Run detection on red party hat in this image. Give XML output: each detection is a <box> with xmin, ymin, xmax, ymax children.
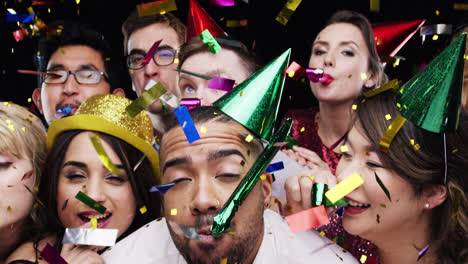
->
<box><xmin>185</xmin><ymin>0</ymin><xmax>227</xmax><ymax>42</ymax></box>
<box><xmin>372</xmin><ymin>19</ymin><xmax>425</xmax><ymax>57</ymax></box>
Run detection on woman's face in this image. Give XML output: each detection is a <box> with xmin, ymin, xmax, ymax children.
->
<box><xmin>178</xmin><ymin>49</ymin><xmax>250</xmax><ymax>106</ymax></box>
<box><xmin>335</xmin><ymin>124</ymin><xmax>426</xmax><ymax>241</ymax></box>
<box><xmin>309</xmin><ymin>23</ymin><xmax>374</xmax><ymax>104</ymax></box>
<box><xmin>56</xmin><ymin>132</ymin><xmax>136</xmax><ymax>238</ymax></box>
<box><xmin>0</xmin><ymin>152</ymin><xmax>35</xmax><ymax>229</ymax></box>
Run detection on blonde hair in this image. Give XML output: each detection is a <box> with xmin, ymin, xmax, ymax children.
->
<box><xmin>0</xmin><ymin>102</ymin><xmax>47</xmax><ymax>187</ymax></box>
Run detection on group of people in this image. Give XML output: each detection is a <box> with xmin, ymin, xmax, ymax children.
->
<box><xmin>1</xmin><ymin>4</ymin><xmax>467</xmax><ymax>264</ymax></box>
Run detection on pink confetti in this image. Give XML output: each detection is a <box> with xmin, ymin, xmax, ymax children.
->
<box><xmin>142</xmin><ymin>39</ymin><xmax>162</xmax><ymax>66</ymax></box>
<box><xmin>286</xmin><ymin>61</ymin><xmax>305</xmax><ymax>80</ymax></box>
<box><xmin>285</xmin><ymin>205</ymin><xmax>330</xmax><ymax>233</ymax></box>
<box><xmin>180</xmin><ymin>98</ymin><xmax>201</xmax><ymax>110</ymax></box>
<box><xmin>40</xmin><ymin>243</ymin><xmax>68</xmax><ymax>264</ymax></box>
<box><xmin>208</xmin><ymin>76</ymin><xmax>235</xmax><ymax>91</ymax></box>
<box><xmin>209</xmin><ymin>0</ymin><xmax>235</xmax><ymax>6</ymax></box>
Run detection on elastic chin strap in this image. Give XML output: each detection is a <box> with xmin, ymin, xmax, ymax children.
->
<box><xmin>443</xmin><ymin>132</ymin><xmax>448</xmax><ymax>185</ymax></box>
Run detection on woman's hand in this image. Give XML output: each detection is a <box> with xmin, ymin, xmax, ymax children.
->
<box><xmin>283</xmin><ymin>146</ymin><xmax>337</xmax><ymax>215</ymax></box>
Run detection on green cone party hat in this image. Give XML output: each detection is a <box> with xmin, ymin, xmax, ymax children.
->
<box><xmin>212</xmin><ymin>48</ymin><xmax>291</xmax><ymax>141</ymax></box>
<box><xmin>397</xmin><ymin>33</ymin><xmax>466</xmax><ymax>133</ymax></box>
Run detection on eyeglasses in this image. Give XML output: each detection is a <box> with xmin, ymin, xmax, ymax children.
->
<box><xmin>43</xmin><ymin>69</ymin><xmax>109</xmax><ymax>85</ymax></box>
<box><xmin>126</xmin><ymin>47</ymin><xmax>177</xmax><ymax>70</ymax></box>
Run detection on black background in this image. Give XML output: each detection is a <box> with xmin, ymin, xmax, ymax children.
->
<box><xmin>1</xmin><ymin>0</ymin><xmax>467</xmax><ymax>118</ymax></box>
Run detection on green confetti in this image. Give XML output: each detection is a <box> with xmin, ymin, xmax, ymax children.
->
<box><xmin>376</xmin><ymin>214</ymin><xmax>380</xmax><ymax>223</ymax></box>
<box><xmin>75</xmin><ymin>191</ymin><xmax>106</xmax><ymax>214</ymax></box>
<box><xmin>375</xmin><ymin>172</ymin><xmax>391</xmax><ymax>201</ymax></box>
<box><xmin>285</xmin><ymin>135</ymin><xmax>299</xmax><ymax>148</ymax></box>
<box><xmin>174</xmin><ymin>69</ymin><xmax>212</xmax><ymax>80</ymax></box>
<box><xmin>200</xmin><ymin>29</ymin><xmax>222</xmax><ymax>54</ymax></box>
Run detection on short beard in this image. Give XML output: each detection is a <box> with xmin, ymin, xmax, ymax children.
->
<box><xmin>167</xmin><ymin>210</ymin><xmax>264</xmax><ymax>264</ymax></box>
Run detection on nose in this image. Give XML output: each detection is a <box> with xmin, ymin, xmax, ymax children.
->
<box><xmin>63</xmin><ymin>73</ymin><xmax>80</xmax><ymax>96</ymax></box>
<box><xmin>323</xmin><ymin>52</ymin><xmax>335</xmax><ymax>68</ymax></box>
<box><xmin>84</xmin><ymin>177</ymin><xmax>106</xmax><ymax>204</ymax></box>
<box><xmin>144</xmin><ymin>59</ymin><xmax>161</xmax><ymax>81</ymax></box>
<box><xmin>189</xmin><ymin>178</ymin><xmax>220</xmax><ymax>215</ymax></box>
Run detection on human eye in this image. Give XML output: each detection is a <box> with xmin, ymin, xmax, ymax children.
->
<box><xmin>342</xmin><ymin>50</ymin><xmax>355</xmax><ymax>57</ymax></box>
<box><xmin>183</xmin><ymin>84</ymin><xmax>196</xmax><ymax>95</ymax></box>
<box><xmin>313</xmin><ymin>48</ymin><xmax>326</xmax><ymax>56</ymax></box>
<box><xmin>65</xmin><ymin>172</ymin><xmax>87</xmax><ymax>181</ymax></box>
<box><xmin>366</xmin><ymin>161</ymin><xmax>384</xmax><ymax>169</ymax></box>
<box><xmin>0</xmin><ymin>162</ymin><xmax>12</xmax><ymax>169</ymax></box>
<box><xmin>341</xmin><ymin>152</ymin><xmax>352</xmax><ymax>160</ymax></box>
<box><xmin>45</xmin><ymin>70</ymin><xmax>65</xmax><ymax>81</ymax></box>
<box><xmin>215</xmin><ymin>173</ymin><xmax>241</xmax><ymax>179</ymax></box>
<box><xmin>157</xmin><ymin>49</ymin><xmax>174</xmax><ymax>58</ymax></box>
<box><xmin>130</xmin><ymin>55</ymin><xmax>144</xmax><ymax>64</ymax></box>
<box><xmin>78</xmin><ymin>70</ymin><xmax>97</xmax><ymax>79</ymax></box>
<box><xmin>170</xmin><ymin>177</ymin><xmax>192</xmax><ymax>185</ymax></box>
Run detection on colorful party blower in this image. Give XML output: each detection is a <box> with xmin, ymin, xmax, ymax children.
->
<box><xmin>372</xmin><ymin>19</ymin><xmax>426</xmax><ymax>58</ymax></box>
<box><xmin>185</xmin><ymin>0</ymin><xmax>227</xmax><ymax>42</ymax></box>
<box><xmin>397</xmin><ymin>33</ymin><xmax>466</xmax><ymax>133</ymax></box>
<box><xmin>212</xmin><ymin>49</ymin><xmax>291</xmax><ymax>141</ymax></box>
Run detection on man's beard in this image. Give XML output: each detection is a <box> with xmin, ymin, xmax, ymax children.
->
<box><xmin>167</xmin><ymin>211</ymin><xmax>264</xmax><ymax>264</ymax></box>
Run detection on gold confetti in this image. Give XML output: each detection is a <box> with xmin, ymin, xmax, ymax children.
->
<box><xmin>245</xmin><ymin>134</ymin><xmax>254</xmax><ymax>143</ymax></box>
<box><xmin>200</xmin><ymin>126</ymin><xmax>207</xmax><ymax>134</ymax></box>
<box><xmin>325</xmin><ymin>172</ymin><xmax>364</xmax><ymax>204</ymax></box>
<box><xmin>239</xmin><ymin>91</ymin><xmax>243</xmax><ymax>96</ymax></box>
<box><xmin>452</xmin><ymin>148</ymin><xmax>459</xmax><ymax>154</ymax></box>
<box><xmin>174</xmin><ymin>58</ymin><xmax>179</xmax><ymax>64</ymax></box>
<box><xmin>90</xmin><ymin>218</ymin><xmax>97</xmax><ymax>229</ymax></box>
<box><xmin>21</xmin><ymin>127</ymin><xmax>26</xmax><ymax>132</ymax></box>
<box><xmin>309</xmin><ymin>176</ymin><xmax>314</xmax><ymax>181</ymax></box>
<box><xmin>288</xmin><ymin>70</ymin><xmax>295</xmax><ymax>78</ymax></box>
<box><xmin>227</xmin><ymin>231</ymin><xmax>236</xmax><ymax>235</ymax></box>
<box><xmin>380</xmin><ymin>203</ymin><xmax>386</xmax><ymax>208</ymax></box>
<box><xmin>352</xmin><ymin>104</ymin><xmax>357</xmax><ymax>110</ymax></box>
<box><xmin>59</xmin><ymin>48</ymin><xmax>65</xmax><ymax>54</ymax></box>
<box><xmin>376</xmin><ymin>214</ymin><xmax>380</xmax><ymax>223</ymax></box>
<box><xmin>300</xmin><ymin>127</ymin><xmax>305</xmax><ymax>132</ymax></box>
<box><xmin>220</xmin><ymin>258</ymin><xmax>227</xmax><ymax>264</ymax></box>
<box><xmin>170</xmin><ymin>208</ymin><xmax>177</xmax><ymax>215</ymax></box>
<box><xmin>33</xmin><ymin>203</ymin><xmax>38</xmax><ymax>208</ymax></box>
<box><xmin>130</xmin><ymin>69</ymin><xmax>134</xmax><ymax>74</ymax></box>
<box><xmin>320</xmin><ymin>231</ymin><xmax>325</xmax><ymax>236</ymax></box>
<box><xmin>435</xmin><ymin>9</ymin><xmax>440</xmax><ymax>15</ymax></box>
<box><xmin>105</xmin><ymin>57</ymin><xmax>111</xmax><ymax>61</ymax></box>
<box><xmin>361</xmin><ymin>72</ymin><xmax>367</xmax><ymax>80</ymax></box>
<box><xmin>34</xmin><ymin>186</ymin><xmax>39</xmax><ymax>191</ymax></box>
<box><xmin>410</xmin><ymin>139</ymin><xmax>415</xmax><ymax>145</ymax></box>
<box><xmin>27</xmin><ymin>98</ymin><xmax>32</xmax><ymax>103</ymax></box>
<box><xmin>414</xmin><ymin>144</ymin><xmax>420</xmax><ymax>151</ymax></box>
<box><xmin>432</xmin><ymin>35</ymin><xmax>439</xmax><ymax>41</ymax></box>
<box><xmin>139</xmin><ymin>205</ymin><xmax>147</xmax><ymax>214</ymax></box>
<box><xmin>7</xmin><ymin>206</ymin><xmax>12</xmax><ymax>211</ymax></box>
<box><xmin>6</xmin><ymin>119</ymin><xmax>11</xmax><ymax>124</ymax></box>
<box><xmin>385</xmin><ymin>114</ymin><xmax>392</xmax><ymax>120</ymax></box>
<box><xmin>260</xmin><ymin>174</ymin><xmax>266</xmax><ymax>180</ymax></box>
<box><xmin>360</xmin><ymin>254</ymin><xmax>367</xmax><ymax>263</ymax></box>
<box><xmin>340</xmin><ymin>145</ymin><xmax>349</xmax><ymax>152</ymax></box>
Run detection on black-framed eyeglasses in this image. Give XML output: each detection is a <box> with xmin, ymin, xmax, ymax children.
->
<box><xmin>43</xmin><ymin>69</ymin><xmax>110</xmax><ymax>85</ymax></box>
<box><xmin>126</xmin><ymin>47</ymin><xmax>177</xmax><ymax>70</ymax></box>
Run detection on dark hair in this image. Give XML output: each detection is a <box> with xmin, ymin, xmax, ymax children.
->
<box><xmin>30</xmin><ymin>130</ymin><xmax>161</xmax><ymax>250</ymax></box>
<box><xmin>324</xmin><ymin>10</ymin><xmax>388</xmax><ymax>88</ymax></box>
<box><xmin>354</xmin><ymin>90</ymin><xmax>468</xmax><ymax>263</ymax></box>
<box><xmin>178</xmin><ymin>37</ymin><xmax>261</xmax><ymax>77</ymax></box>
<box><xmin>35</xmin><ymin>20</ymin><xmax>119</xmax><ymax>90</ymax></box>
<box><xmin>122</xmin><ymin>11</ymin><xmax>186</xmax><ymax>55</ymax></box>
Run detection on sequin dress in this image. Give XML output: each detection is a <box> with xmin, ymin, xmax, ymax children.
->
<box><xmin>282</xmin><ymin>107</ymin><xmax>379</xmax><ymax>263</ymax></box>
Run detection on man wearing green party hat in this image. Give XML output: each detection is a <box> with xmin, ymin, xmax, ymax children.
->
<box><xmin>102</xmin><ymin>50</ymin><xmax>358</xmax><ymax>264</ymax></box>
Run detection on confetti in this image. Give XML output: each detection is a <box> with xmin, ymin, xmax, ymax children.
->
<box><xmin>360</xmin><ymin>254</ymin><xmax>367</xmax><ymax>263</ymax></box>
<box><xmin>40</xmin><ymin>243</ymin><xmax>68</xmax><ymax>264</ymax></box>
<box><xmin>141</xmin><ymin>39</ymin><xmax>162</xmax><ymax>66</ymax></box>
<box><xmin>200</xmin><ymin>29</ymin><xmax>222</xmax><ymax>54</ymax></box>
<box><xmin>414</xmin><ymin>144</ymin><xmax>421</xmax><ymax>150</ymax></box>
<box><xmin>325</xmin><ymin>172</ymin><xmax>364</xmax><ymax>204</ymax></box>
<box><xmin>200</xmin><ymin>126</ymin><xmax>207</xmax><ymax>134</ymax></box>
<box><xmin>285</xmin><ymin>135</ymin><xmax>299</xmax><ymax>148</ymax></box>
<box><xmin>385</xmin><ymin>114</ymin><xmax>392</xmax><ymax>120</ymax></box>
<box><xmin>175</xmin><ymin>69</ymin><xmax>212</xmax><ymax>80</ymax></box>
<box><xmin>370</xmin><ymin>0</ymin><xmax>380</xmax><ymax>12</ymax></box>
<box><xmin>220</xmin><ymin>258</ymin><xmax>228</xmax><ymax>264</ymax></box>
<box><xmin>170</xmin><ymin>208</ymin><xmax>178</xmax><ymax>215</ymax></box>
<box><xmin>380</xmin><ymin>203</ymin><xmax>386</xmax><ymax>208</ymax></box>
<box><xmin>180</xmin><ymin>98</ymin><xmax>201</xmax><ymax>110</ymax></box>
<box><xmin>285</xmin><ymin>205</ymin><xmax>330</xmax><ymax>233</ymax></box>
<box><xmin>340</xmin><ymin>145</ymin><xmax>349</xmax><ymax>152</ymax></box>
<box><xmin>89</xmin><ymin>134</ymin><xmax>121</xmax><ymax>175</ymax></box>
<box><xmin>209</xmin><ymin>0</ymin><xmax>234</xmax><ymax>6</ymax></box>
<box><xmin>126</xmin><ymin>81</ymin><xmax>168</xmax><ymax>118</ymax></box>
<box><xmin>275</xmin><ymin>0</ymin><xmax>303</xmax><ymax>26</ymax></box>
<box><xmin>379</xmin><ymin>115</ymin><xmax>406</xmax><ymax>152</ymax></box>
<box><xmin>208</xmin><ymin>76</ymin><xmax>235</xmax><ymax>91</ymax></box>
<box><xmin>90</xmin><ymin>218</ymin><xmax>97</xmax><ymax>229</ymax></box>
<box><xmin>63</xmin><ymin>228</ymin><xmax>118</xmax><ymax>246</ymax></box>
<box><xmin>226</xmin><ymin>19</ymin><xmax>248</xmax><ymax>28</ymax></box>
<box><xmin>417</xmin><ymin>244</ymin><xmax>430</xmax><ymax>261</ymax></box>
<box><xmin>300</xmin><ymin>127</ymin><xmax>305</xmax><ymax>132</ymax></box>
<box><xmin>174</xmin><ymin>106</ymin><xmax>201</xmax><ymax>143</ymax></box>
<box><xmin>260</xmin><ymin>174</ymin><xmax>266</xmax><ymax>180</ymax></box>
<box><xmin>320</xmin><ymin>231</ymin><xmax>325</xmax><ymax>236</ymax></box>
<box><xmin>374</xmin><ymin>172</ymin><xmax>391</xmax><ymax>201</ymax></box>
<box><xmin>7</xmin><ymin>206</ymin><xmax>12</xmax><ymax>211</ymax></box>
<box><xmin>364</xmin><ymin>79</ymin><xmax>400</xmax><ymax>98</ymax></box>
<box><xmin>149</xmin><ymin>182</ymin><xmax>176</xmax><ymax>194</ymax></box>
<box><xmin>376</xmin><ymin>214</ymin><xmax>380</xmax><ymax>223</ymax></box>
<box><xmin>352</xmin><ymin>104</ymin><xmax>357</xmax><ymax>110</ymax></box>
<box><xmin>266</xmin><ymin>161</ymin><xmax>284</xmax><ymax>173</ymax></box>
<box><xmin>245</xmin><ymin>134</ymin><xmax>254</xmax><ymax>143</ymax></box>
<box><xmin>452</xmin><ymin>148</ymin><xmax>458</xmax><ymax>154</ymax></box>
<box><xmin>75</xmin><ymin>191</ymin><xmax>106</xmax><ymax>214</ymax></box>
<box><xmin>136</xmin><ymin>0</ymin><xmax>177</xmax><ymax>17</ymax></box>
<box><xmin>139</xmin><ymin>205</ymin><xmax>147</xmax><ymax>214</ymax></box>
<box><xmin>285</xmin><ymin>61</ymin><xmax>305</xmax><ymax>80</ymax></box>
<box><xmin>62</xmin><ymin>199</ymin><xmax>68</xmax><ymax>211</ymax></box>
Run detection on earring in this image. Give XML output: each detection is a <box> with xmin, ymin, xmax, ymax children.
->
<box><xmin>425</xmin><ymin>202</ymin><xmax>430</xmax><ymax>208</ymax></box>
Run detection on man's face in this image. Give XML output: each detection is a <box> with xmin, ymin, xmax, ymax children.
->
<box><xmin>36</xmin><ymin>45</ymin><xmax>111</xmax><ymax>125</ymax></box>
<box><xmin>160</xmin><ymin>120</ymin><xmax>270</xmax><ymax>264</ymax></box>
<box><xmin>127</xmin><ymin>23</ymin><xmax>182</xmax><ymax>114</ymax></box>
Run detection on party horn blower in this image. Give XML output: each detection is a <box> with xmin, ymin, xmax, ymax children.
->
<box><xmin>210</xmin><ymin>118</ymin><xmax>293</xmax><ymax>237</ymax></box>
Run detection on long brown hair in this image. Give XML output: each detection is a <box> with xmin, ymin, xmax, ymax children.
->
<box><xmin>354</xmin><ymin>90</ymin><xmax>468</xmax><ymax>263</ymax></box>
<box><xmin>30</xmin><ymin>130</ymin><xmax>161</xmax><ymax>249</ymax></box>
